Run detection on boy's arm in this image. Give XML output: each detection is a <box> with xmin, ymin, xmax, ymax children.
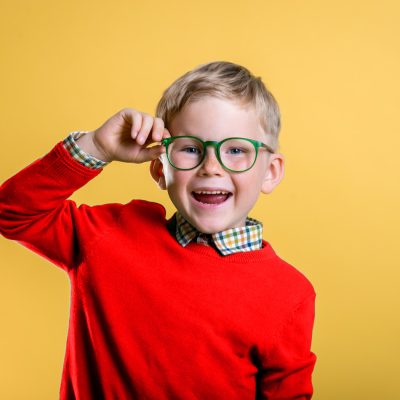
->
<box><xmin>0</xmin><ymin>109</ymin><xmax>170</xmax><ymax>272</ymax></box>
<box><xmin>256</xmin><ymin>292</ymin><xmax>317</xmax><ymax>399</ymax></box>
<box><xmin>0</xmin><ymin>139</ymin><xmax>119</xmax><ymax>272</ymax></box>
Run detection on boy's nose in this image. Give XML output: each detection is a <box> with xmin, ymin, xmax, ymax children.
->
<box><xmin>198</xmin><ymin>147</ymin><xmax>224</xmax><ymax>176</ymax></box>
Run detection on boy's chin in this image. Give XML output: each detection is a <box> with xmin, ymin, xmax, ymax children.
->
<box><xmin>180</xmin><ymin>209</ymin><xmax>248</xmax><ymax>234</ymax></box>
<box><xmin>188</xmin><ymin>219</ymin><xmax>221</xmax><ymax>234</ymax></box>
<box><xmin>197</xmin><ymin>226</ymin><xmax>221</xmax><ymax>234</ymax></box>
<box><xmin>190</xmin><ymin>219</ymin><xmax>239</xmax><ymax>234</ymax></box>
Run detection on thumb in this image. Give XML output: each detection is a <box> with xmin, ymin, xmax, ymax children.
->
<box><xmin>136</xmin><ymin>144</ymin><xmax>166</xmax><ymax>163</ymax></box>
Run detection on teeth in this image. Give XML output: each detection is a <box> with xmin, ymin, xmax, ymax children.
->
<box><xmin>194</xmin><ymin>190</ymin><xmax>229</xmax><ymax>195</ymax></box>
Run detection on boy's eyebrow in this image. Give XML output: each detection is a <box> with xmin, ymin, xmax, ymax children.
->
<box><xmin>176</xmin><ymin>131</ymin><xmax>196</xmax><ymax>136</ymax></box>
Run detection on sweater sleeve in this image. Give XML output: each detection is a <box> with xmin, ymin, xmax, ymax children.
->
<box><xmin>0</xmin><ymin>140</ymin><xmax>121</xmax><ymax>272</ymax></box>
<box><xmin>256</xmin><ymin>292</ymin><xmax>317</xmax><ymax>399</ymax></box>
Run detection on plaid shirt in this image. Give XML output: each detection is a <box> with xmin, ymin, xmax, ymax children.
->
<box><xmin>63</xmin><ymin>131</ymin><xmax>264</xmax><ymax>256</ymax></box>
<box><xmin>174</xmin><ymin>212</ymin><xmax>263</xmax><ymax>255</ymax></box>
<box><xmin>63</xmin><ymin>131</ymin><xmax>110</xmax><ymax>169</ymax></box>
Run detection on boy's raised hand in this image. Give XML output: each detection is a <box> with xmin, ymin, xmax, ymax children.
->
<box><xmin>81</xmin><ymin>108</ymin><xmax>171</xmax><ymax>163</ymax></box>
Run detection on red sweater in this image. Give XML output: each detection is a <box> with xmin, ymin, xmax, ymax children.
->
<box><xmin>0</xmin><ymin>141</ymin><xmax>317</xmax><ymax>399</ymax></box>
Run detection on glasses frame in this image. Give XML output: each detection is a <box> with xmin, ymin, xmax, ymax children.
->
<box><xmin>161</xmin><ymin>135</ymin><xmax>275</xmax><ymax>173</ymax></box>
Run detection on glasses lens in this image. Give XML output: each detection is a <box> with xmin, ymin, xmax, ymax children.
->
<box><xmin>168</xmin><ymin>137</ymin><xmax>204</xmax><ymax>169</ymax></box>
<box><xmin>220</xmin><ymin>138</ymin><xmax>256</xmax><ymax>171</ymax></box>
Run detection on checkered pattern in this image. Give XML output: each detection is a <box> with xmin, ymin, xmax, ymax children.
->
<box><xmin>63</xmin><ymin>132</ymin><xmax>109</xmax><ymax>169</ymax></box>
<box><xmin>175</xmin><ymin>212</ymin><xmax>263</xmax><ymax>256</ymax></box>
<box><xmin>63</xmin><ymin>133</ymin><xmax>263</xmax><ymax>256</ymax></box>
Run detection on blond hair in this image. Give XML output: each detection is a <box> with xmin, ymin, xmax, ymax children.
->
<box><xmin>155</xmin><ymin>61</ymin><xmax>281</xmax><ymax>151</ymax></box>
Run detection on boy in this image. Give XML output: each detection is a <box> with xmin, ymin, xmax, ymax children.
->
<box><xmin>0</xmin><ymin>61</ymin><xmax>316</xmax><ymax>399</ymax></box>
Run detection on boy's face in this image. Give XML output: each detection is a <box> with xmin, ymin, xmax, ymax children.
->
<box><xmin>152</xmin><ymin>96</ymin><xmax>284</xmax><ymax>234</ymax></box>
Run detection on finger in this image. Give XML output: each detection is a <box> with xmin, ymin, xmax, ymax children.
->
<box><xmin>151</xmin><ymin>117</ymin><xmax>165</xmax><ymax>142</ymax></box>
<box><xmin>130</xmin><ymin>110</ymin><xmax>143</xmax><ymax>139</ymax></box>
<box><xmin>120</xmin><ymin>108</ymin><xmax>142</xmax><ymax>139</ymax></box>
<box><xmin>136</xmin><ymin>114</ymin><xmax>154</xmax><ymax>145</ymax></box>
<box><xmin>162</xmin><ymin>128</ymin><xmax>171</xmax><ymax>139</ymax></box>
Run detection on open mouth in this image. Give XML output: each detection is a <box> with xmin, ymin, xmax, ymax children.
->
<box><xmin>191</xmin><ymin>190</ymin><xmax>232</xmax><ymax>205</ymax></box>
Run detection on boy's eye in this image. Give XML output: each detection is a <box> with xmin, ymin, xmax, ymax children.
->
<box><xmin>181</xmin><ymin>146</ymin><xmax>202</xmax><ymax>154</ymax></box>
<box><xmin>226</xmin><ymin>147</ymin><xmax>247</xmax><ymax>155</ymax></box>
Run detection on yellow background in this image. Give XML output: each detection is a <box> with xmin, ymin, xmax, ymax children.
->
<box><xmin>1</xmin><ymin>1</ymin><xmax>399</xmax><ymax>398</ymax></box>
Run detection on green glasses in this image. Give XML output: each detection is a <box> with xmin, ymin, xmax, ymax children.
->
<box><xmin>161</xmin><ymin>135</ymin><xmax>274</xmax><ymax>173</ymax></box>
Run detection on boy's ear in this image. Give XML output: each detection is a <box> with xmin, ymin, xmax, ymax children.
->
<box><xmin>261</xmin><ymin>153</ymin><xmax>285</xmax><ymax>194</ymax></box>
<box><xmin>150</xmin><ymin>158</ymin><xmax>167</xmax><ymax>190</ymax></box>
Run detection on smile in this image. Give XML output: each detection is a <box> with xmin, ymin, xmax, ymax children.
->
<box><xmin>191</xmin><ymin>190</ymin><xmax>232</xmax><ymax>205</ymax></box>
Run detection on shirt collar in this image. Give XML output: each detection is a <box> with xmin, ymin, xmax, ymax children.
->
<box><xmin>174</xmin><ymin>211</ymin><xmax>263</xmax><ymax>256</ymax></box>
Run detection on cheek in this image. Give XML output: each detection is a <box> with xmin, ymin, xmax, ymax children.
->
<box><xmin>165</xmin><ymin>170</ymin><xmax>191</xmax><ymax>200</ymax></box>
<box><xmin>234</xmin><ymin>174</ymin><xmax>264</xmax><ymax>202</ymax></box>
<box><xmin>236</xmin><ymin>169</ymin><xmax>265</xmax><ymax>189</ymax></box>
